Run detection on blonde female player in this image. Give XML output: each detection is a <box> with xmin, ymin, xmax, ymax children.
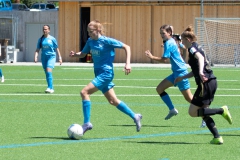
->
<box><xmin>145</xmin><ymin>24</ymin><xmax>192</xmax><ymax>120</ymax></box>
<box><xmin>175</xmin><ymin>25</ymin><xmax>232</xmax><ymax>144</ymax></box>
<box><xmin>69</xmin><ymin>20</ymin><xmax>142</xmax><ymax>134</ymax></box>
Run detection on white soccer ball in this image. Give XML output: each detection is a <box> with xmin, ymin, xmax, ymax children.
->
<box><xmin>67</xmin><ymin>124</ymin><xmax>83</xmax><ymax>140</ymax></box>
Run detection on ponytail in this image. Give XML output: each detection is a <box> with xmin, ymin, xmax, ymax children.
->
<box><xmin>39</xmin><ymin>35</ymin><xmax>44</xmax><ymax>48</ymax></box>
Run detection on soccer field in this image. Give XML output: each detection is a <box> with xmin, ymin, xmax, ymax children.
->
<box><xmin>0</xmin><ymin>64</ymin><xmax>239</xmax><ymax>160</ymax></box>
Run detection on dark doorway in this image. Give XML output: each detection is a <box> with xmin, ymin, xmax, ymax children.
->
<box><xmin>79</xmin><ymin>7</ymin><xmax>90</xmax><ymax>62</ymax></box>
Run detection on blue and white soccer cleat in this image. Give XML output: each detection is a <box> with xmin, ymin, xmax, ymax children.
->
<box><xmin>45</xmin><ymin>88</ymin><xmax>54</xmax><ymax>93</ymax></box>
<box><xmin>165</xmin><ymin>108</ymin><xmax>178</xmax><ymax>120</ymax></box>
<box><xmin>1</xmin><ymin>76</ymin><xmax>4</xmax><ymax>83</ymax></box>
<box><xmin>134</xmin><ymin>114</ymin><xmax>142</xmax><ymax>132</ymax></box>
<box><xmin>200</xmin><ymin>120</ymin><xmax>206</xmax><ymax>128</ymax></box>
<box><xmin>82</xmin><ymin>122</ymin><xmax>93</xmax><ymax>134</ymax></box>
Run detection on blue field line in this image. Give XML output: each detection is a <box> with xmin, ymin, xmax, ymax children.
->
<box><xmin>0</xmin><ymin>99</ymin><xmax>240</xmax><ymax>109</ymax></box>
<box><xmin>1</xmin><ymin>99</ymin><xmax>240</xmax><ymax>109</ymax></box>
<box><xmin>0</xmin><ymin>128</ymin><xmax>239</xmax><ymax>149</ymax></box>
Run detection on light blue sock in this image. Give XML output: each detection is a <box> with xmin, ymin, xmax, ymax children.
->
<box><xmin>82</xmin><ymin>100</ymin><xmax>91</xmax><ymax>123</ymax></box>
<box><xmin>0</xmin><ymin>69</ymin><xmax>2</xmax><ymax>77</ymax></box>
<box><xmin>116</xmin><ymin>101</ymin><xmax>135</xmax><ymax>119</ymax></box>
<box><xmin>46</xmin><ymin>71</ymin><xmax>53</xmax><ymax>89</ymax></box>
<box><xmin>160</xmin><ymin>93</ymin><xmax>174</xmax><ymax>110</ymax></box>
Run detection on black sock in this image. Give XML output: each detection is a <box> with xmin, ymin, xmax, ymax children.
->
<box><xmin>160</xmin><ymin>91</ymin><xmax>167</xmax><ymax>97</ymax></box>
<box><xmin>203</xmin><ymin>116</ymin><xmax>220</xmax><ymax>138</ymax></box>
<box><xmin>198</xmin><ymin>108</ymin><xmax>223</xmax><ymax>116</ymax></box>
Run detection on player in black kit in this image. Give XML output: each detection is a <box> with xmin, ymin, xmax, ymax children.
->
<box><xmin>174</xmin><ymin>25</ymin><xmax>233</xmax><ymax>145</ymax></box>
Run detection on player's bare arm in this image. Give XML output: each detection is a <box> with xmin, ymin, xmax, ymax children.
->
<box><xmin>145</xmin><ymin>50</ymin><xmax>168</xmax><ymax>63</ymax></box>
<box><xmin>122</xmin><ymin>44</ymin><xmax>131</xmax><ymax>75</ymax></box>
<box><xmin>69</xmin><ymin>51</ymin><xmax>87</xmax><ymax>58</ymax></box>
<box><xmin>34</xmin><ymin>49</ymin><xmax>40</xmax><ymax>63</ymax></box>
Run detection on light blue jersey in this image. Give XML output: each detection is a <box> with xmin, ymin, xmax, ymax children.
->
<box><xmin>82</xmin><ymin>36</ymin><xmax>123</xmax><ymax>93</ymax></box>
<box><xmin>163</xmin><ymin>38</ymin><xmax>190</xmax><ymax>91</ymax></box>
<box><xmin>37</xmin><ymin>35</ymin><xmax>58</xmax><ymax>56</ymax></box>
<box><xmin>179</xmin><ymin>43</ymin><xmax>185</xmax><ymax>49</ymax></box>
<box><xmin>37</xmin><ymin>35</ymin><xmax>58</xmax><ymax>69</ymax></box>
<box><xmin>82</xmin><ymin>36</ymin><xmax>123</xmax><ymax>69</ymax></box>
<box><xmin>163</xmin><ymin>38</ymin><xmax>187</xmax><ymax>72</ymax></box>
<box><xmin>80</xmin><ymin>37</ymin><xmax>138</xmax><ymax>126</ymax></box>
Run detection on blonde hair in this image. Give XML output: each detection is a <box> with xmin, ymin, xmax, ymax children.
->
<box><xmin>88</xmin><ymin>20</ymin><xmax>105</xmax><ymax>35</ymax></box>
<box><xmin>181</xmin><ymin>25</ymin><xmax>197</xmax><ymax>42</ymax></box>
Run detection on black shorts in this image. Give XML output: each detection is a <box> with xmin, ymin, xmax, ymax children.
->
<box><xmin>191</xmin><ymin>78</ymin><xmax>217</xmax><ymax>107</ymax></box>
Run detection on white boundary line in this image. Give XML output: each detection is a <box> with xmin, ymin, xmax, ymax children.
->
<box><xmin>0</xmin><ymin>94</ymin><xmax>240</xmax><ymax>96</ymax></box>
<box><xmin>1</xmin><ymin>83</ymin><xmax>240</xmax><ymax>91</ymax></box>
<box><xmin>2</xmin><ymin>79</ymin><xmax>239</xmax><ymax>81</ymax></box>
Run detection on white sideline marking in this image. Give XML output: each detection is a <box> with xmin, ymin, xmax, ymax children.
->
<box><xmin>62</xmin><ymin>68</ymin><xmax>170</xmax><ymax>70</ymax></box>
<box><xmin>1</xmin><ymin>83</ymin><xmax>240</xmax><ymax>90</ymax></box>
<box><xmin>0</xmin><ymin>94</ymin><xmax>240</xmax><ymax>97</ymax></box>
<box><xmin>3</xmin><ymin>79</ymin><xmax>239</xmax><ymax>81</ymax></box>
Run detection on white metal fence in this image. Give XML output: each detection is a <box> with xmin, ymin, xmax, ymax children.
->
<box><xmin>195</xmin><ymin>18</ymin><xmax>240</xmax><ymax>66</ymax></box>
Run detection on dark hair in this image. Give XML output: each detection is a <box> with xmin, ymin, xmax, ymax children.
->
<box><xmin>160</xmin><ymin>25</ymin><xmax>173</xmax><ymax>36</ymax></box>
<box><xmin>44</xmin><ymin>25</ymin><xmax>50</xmax><ymax>30</ymax></box>
<box><xmin>40</xmin><ymin>25</ymin><xmax>50</xmax><ymax>48</ymax></box>
<box><xmin>172</xmin><ymin>34</ymin><xmax>181</xmax><ymax>41</ymax></box>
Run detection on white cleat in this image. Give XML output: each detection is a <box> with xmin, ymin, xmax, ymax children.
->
<box><xmin>1</xmin><ymin>76</ymin><xmax>4</xmax><ymax>83</ymax></box>
<box><xmin>82</xmin><ymin>122</ymin><xmax>93</xmax><ymax>134</ymax></box>
<box><xmin>200</xmin><ymin>120</ymin><xmax>206</xmax><ymax>128</ymax></box>
<box><xmin>134</xmin><ymin>114</ymin><xmax>142</xmax><ymax>132</ymax></box>
<box><xmin>45</xmin><ymin>88</ymin><xmax>54</xmax><ymax>93</ymax></box>
<box><xmin>165</xmin><ymin>108</ymin><xmax>178</xmax><ymax>120</ymax></box>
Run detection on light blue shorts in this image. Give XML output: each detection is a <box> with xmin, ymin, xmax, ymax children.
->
<box><xmin>92</xmin><ymin>68</ymin><xmax>115</xmax><ymax>94</ymax></box>
<box><xmin>166</xmin><ymin>70</ymin><xmax>190</xmax><ymax>91</ymax></box>
<box><xmin>41</xmin><ymin>54</ymin><xmax>56</xmax><ymax>70</ymax></box>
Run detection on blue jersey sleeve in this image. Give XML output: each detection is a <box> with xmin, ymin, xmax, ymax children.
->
<box><xmin>163</xmin><ymin>38</ymin><xmax>187</xmax><ymax>72</ymax></box>
<box><xmin>179</xmin><ymin>43</ymin><xmax>185</xmax><ymax>49</ymax></box>
<box><xmin>106</xmin><ymin>37</ymin><xmax>123</xmax><ymax>49</ymax></box>
<box><xmin>81</xmin><ymin>39</ymin><xmax>91</xmax><ymax>54</ymax></box>
<box><xmin>51</xmin><ymin>37</ymin><xmax>58</xmax><ymax>49</ymax></box>
<box><xmin>163</xmin><ymin>40</ymin><xmax>172</xmax><ymax>58</ymax></box>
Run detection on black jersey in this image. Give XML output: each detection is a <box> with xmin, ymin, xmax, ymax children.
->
<box><xmin>188</xmin><ymin>42</ymin><xmax>216</xmax><ymax>85</ymax></box>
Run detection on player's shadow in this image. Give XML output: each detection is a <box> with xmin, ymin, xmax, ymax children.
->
<box><xmin>108</xmin><ymin>124</ymin><xmax>178</xmax><ymax>128</ymax></box>
<box><xmin>221</xmin><ymin>134</ymin><xmax>240</xmax><ymax>137</ymax></box>
<box><xmin>125</xmin><ymin>141</ymin><xmax>202</xmax><ymax>145</ymax></box>
<box><xmin>16</xmin><ymin>91</ymin><xmax>45</xmax><ymax>94</ymax></box>
<box><xmin>29</xmin><ymin>137</ymin><xmax>70</xmax><ymax>140</ymax></box>
<box><xmin>197</xmin><ymin>134</ymin><xmax>240</xmax><ymax>137</ymax></box>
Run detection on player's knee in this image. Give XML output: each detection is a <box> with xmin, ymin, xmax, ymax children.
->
<box><xmin>157</xmin><ymin>87</ymin><xmax>165</xmax><ymax>95</ymax></box>
<box><xmin>188</xmin><ymin>109</ymin><xmax>197</xmax><ymax>117</ymax></box>
<box><xmin>108</xmin><ymin>100</ymin><xmax>118</xmax><ymax>106</ymax></box>
<box><xmin>107</xmin><ymin>98</ymin><xmax>119</xmax><ymax>106</ymax></box>
<box><xmin>108</xmin><ymin>100</ymin><xmax>114</xmax><ymax>105</ymax></box>
<box><xmin>188</xmin><ymin>111</ymin><xmax>195</xmax><ymax>117</ymax></box>
<box><xmin>80</xmin><ymin>89</ymin><xmax>88</xmax><ymax>99</ymax></box>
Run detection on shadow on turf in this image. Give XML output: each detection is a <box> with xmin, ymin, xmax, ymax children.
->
<box><xmin>16</xmin><ymin>92</ymin><xmax>45</xmax><ymax>94</ymax></box>
<box><xmin>29</xmin><ymin>137</ymin><xmax>70</xmax><ymax>140</ymax></box>
<box><xmin>196</xmin><ymin>134</ymin><xmax>240</xmax><ymax>137</ymax></box>
<box><xmin>125</xmin><ymin>141</ymin><xmax>202</xmax><ymax>144</ymax></box>
<box><xmin>108</xmin><ymin>124</ymin><xmax>178</xmax><ymax>128</ymax></box>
